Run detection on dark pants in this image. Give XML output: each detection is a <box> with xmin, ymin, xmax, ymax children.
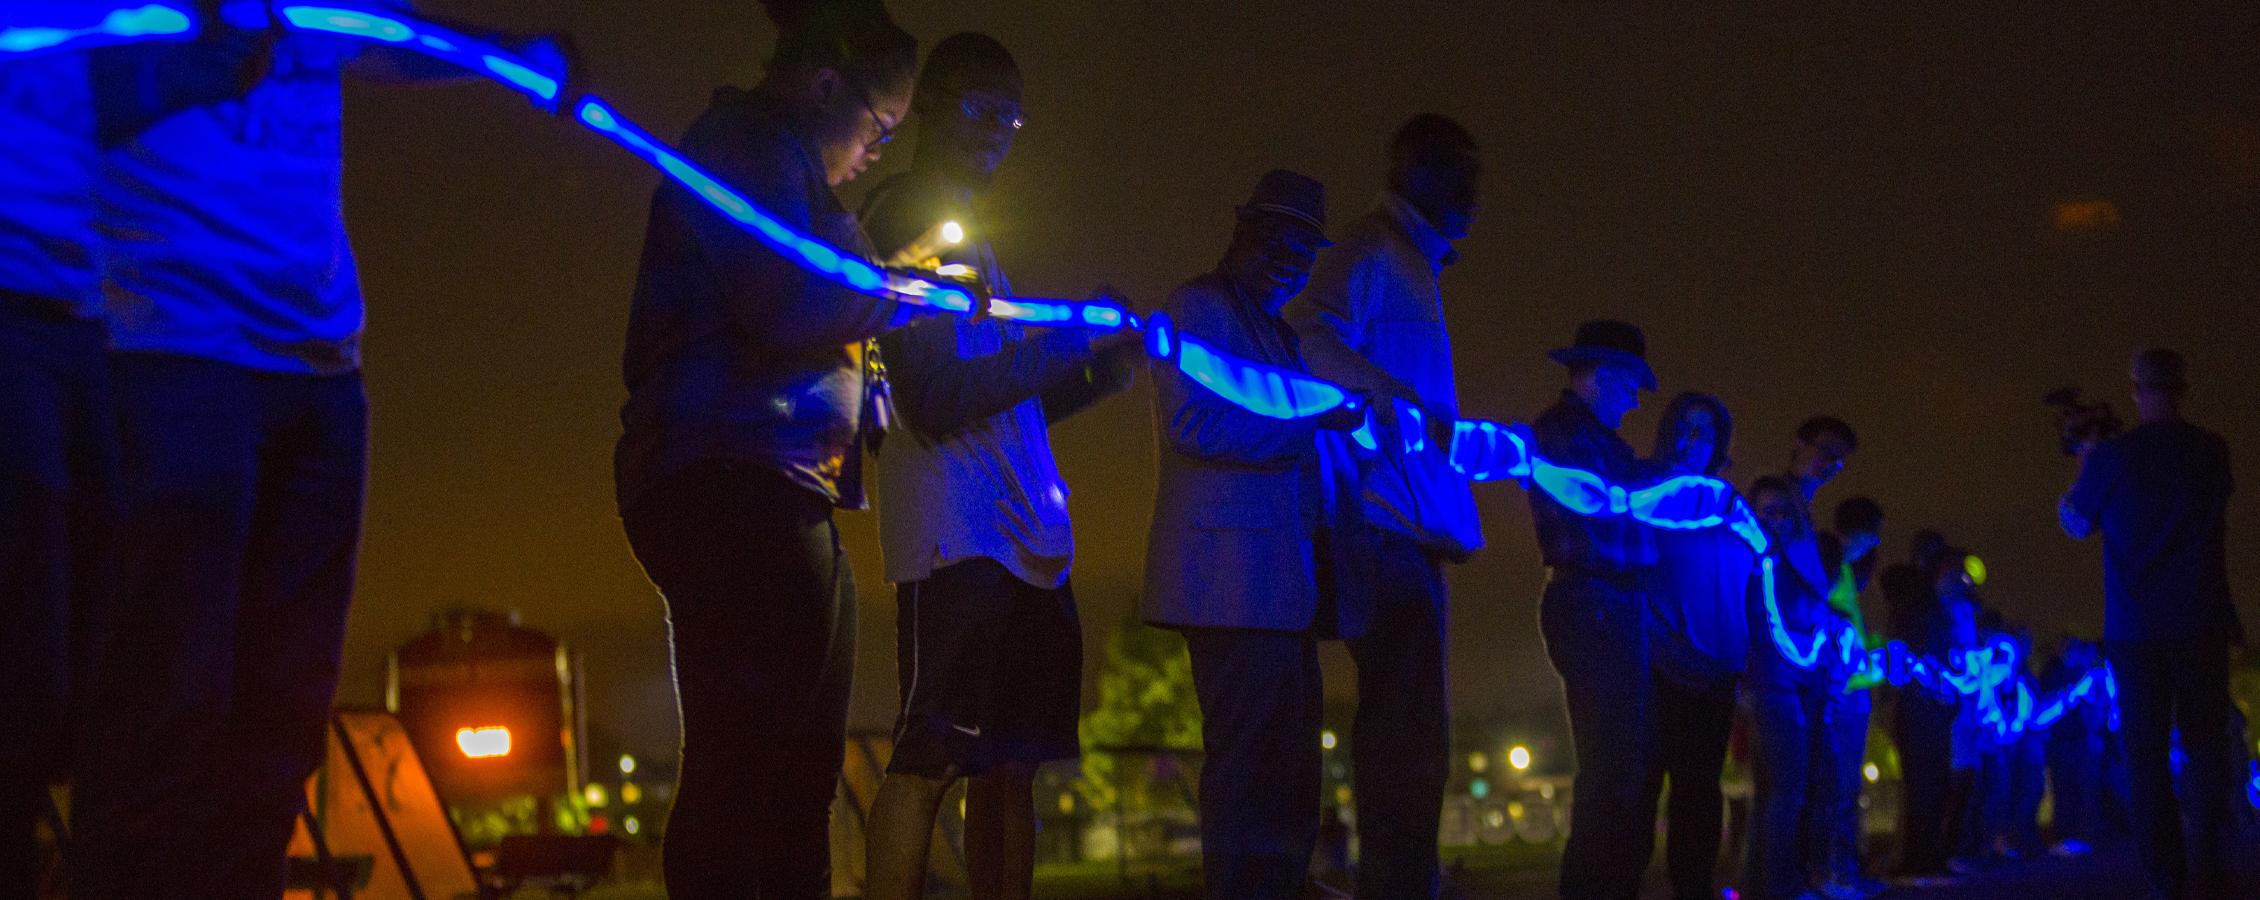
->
<box><xmin>623</xmin><ymin>461</ymin><xmax>855</xmax><ymax>900</ymax></box>
<box><xmin>1812</xmin><ymin>688</ymin><xmax>1872</xmax><ymax>881</ymax></box>
<box><xmin>72</xmin><ymin>353</ymin><xmax>366</xmax><ymax>899</ymax></box>
<box><xmin>2107</xmin><ymin>638</ymin><xmax>2242</xmax><ymax>900</ymax></box>
<box><xmin>1892</xmin><ymin>692</ymin><xmax>1956</xmax><ymax>876</ymax></box>
<box><xmin>1745</xmin><ymin>682</ymin><xmax>1833</xmax><ymax>900</ymax></box>
<box><xmin>0</xmin><ymin>303</ymin><xmax>116</xmax><ymax>896</ymax></box>
<box><xmin>1348</xmin><ymin>532</ymin><xmax>1450</xmax><ymax>900</ymax></box>
<box><xmin>2007</xmin><ymin>732</ymin><xmax>2047</xmax><ymax>852</ymax></box>
<box><xmin>1541</xmin><ymin>575</ymin><xmax>1660</xmax><ymax>900</ymax></box>
<box><xmin>2048</xmin><ymin>726</ymin><xmax>2105</xmax><ymax>841</ymax></box>
<box><xmin>1657</xmin><ymin>674</ymin><xmax>1736</xmax><ymax>900</ymax></box>
<box><xmin>1183</xmin><ymin>627</ymin><xmax>1323</xmax><ymax>900</ymax></box>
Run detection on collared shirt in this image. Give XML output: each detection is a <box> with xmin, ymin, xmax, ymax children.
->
<box><xmin>0</xmin><ymin>54</ymin><xmax>99</xmax><ymax>317</ymax></box>
<box><xmin>616</xmin><ymin>88</ymin><xmax>903</xmax><ymax>512</ymax></box>
<box><xmin>2064</xmin><ymin>419</ymin><xmax>2237</xmax><ymax>642</ymax></box>
<box><xmin>1529</xmin><ymin>391</ymin><xmax>1653</xmax><ymax>576</ymax></box>
<box><xmin>864</xmin><ymin>168</ymin><xmax>1104</xmax><ymax>589</ymax></box>
<box><xmin>99</xmin><ymin>32</ymin><xmax>365</xmax><ymax>374</ymax></box>
<box><xmin>1286</xmin><ymin>192</ymin><xmax>1481</xmax><ymax>558</ymax></box>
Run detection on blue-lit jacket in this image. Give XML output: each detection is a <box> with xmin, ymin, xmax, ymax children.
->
<box><xmin>616</xmin><ymin>88</ymin><xmax>911</xmax><ymax>513</ymax></box>
<box><xmin>1142</xmin><ymin>272</ymin><xmax>1371</xmax><ymax>637</ymax></box>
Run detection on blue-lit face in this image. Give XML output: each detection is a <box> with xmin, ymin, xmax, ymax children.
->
<box><xmin>1752</xmin><ymin>487</ymin><xmax>1797</xmax><ymax>541</ymax></box>
<box><xmin>1667</xmin><ymin>406</ymin><xmax>1719</xmax><ymax>474</ymax></box>
<box><xmin>1588</xmin><ymin>363</ymin><xmax>1642</xmax><ymax>427</ymax></box>
<box><xmin>1226</xmin><ymin>215</ymin><xmax>1325</xmax><ymax>309</ymax></box>
<box><xmin>925</xmin><ymin>88</ymin><xmax>1022</xmax><ymax>182</ymax></box>
<box><xmin>1792</xmin><ymin>431</ymin><xmax>1853</xmax><ymax>485</ymax></box>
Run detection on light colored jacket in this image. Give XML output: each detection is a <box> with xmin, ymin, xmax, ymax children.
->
<box><xmin>1142</xmin><ymin>272</ymin><xmax>1370</xmax><ymax>636</ymax></box>
<box><xmin>1285</xmin><ymin>193</ymin><xmax>1482</xmax><ymax>559</ymax></box>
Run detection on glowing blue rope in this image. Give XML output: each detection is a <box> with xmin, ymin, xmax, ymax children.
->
<box><xmin>0</xmin><ymin>3</ymin><xmax>193</xmax><ymax>55</ymax></box>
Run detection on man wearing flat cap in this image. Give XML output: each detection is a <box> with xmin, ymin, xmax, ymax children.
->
<box><xmin>1528</xmin><ymin>319</ymin><xmax>1665</xmax><ymax>900</ymax></box>
<box><xmin>2061</xmin><ymin>348</ymin><xmax>2243</xmax><ymax>900</ymax></box>
<box><xmin>1142</xmin><ymin>169</ymin><xmax>1370</xmax><ymax>900</ymax></box>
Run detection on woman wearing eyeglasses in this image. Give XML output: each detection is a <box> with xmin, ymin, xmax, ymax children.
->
<box><xmin>613</xmin><ymin>0</ymin><xmax>924</xmax><ymax>894</ymax></box>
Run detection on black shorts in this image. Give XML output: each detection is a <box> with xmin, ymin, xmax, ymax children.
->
<box><xmin>888</xmin><ymin>557</ymin><xmax>1082</xmax><ymax>777</ymax></box>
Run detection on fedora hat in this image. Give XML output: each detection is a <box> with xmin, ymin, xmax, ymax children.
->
<box><xmin>1236</xmin><ymin>168</ymin><xmax>1332</xmax><ymax>246</ymax></box>
<box><xmin>1548</xmin><ymin>319</ymin><xmax>1657</xmax><ymax>391</ymax></box>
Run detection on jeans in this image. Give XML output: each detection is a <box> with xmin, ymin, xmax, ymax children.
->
<box><xmin>1657</xmin><ymin>674</ymin><xmax>1736</xmax><ymax>900</ymax></box>
<box><xmin>73</xmin><ymin>353</ymin><xmax>366</xmax><ymax>899</ymax></box>
<box><xmin>2107</xmin><ymin>638</ymin><xmax>2242</xmax><ymax>900</ymax></box>
<box><xmin>1348</xmin><ymin>532</ymin><xmax>1450</xmax><ymax>900</ymax></box>
<box><xmin>1182</xmin><ymin>627</ymin><xmax>1323</xmax><ymax>900</ymax></box>
<box><xmin>0</xmin><ymin>302</ymin><xmax>116</xmax><ymax>897</ymax></box>
<box><xmin>1541</xmin><ymin>574</ymin><xmax>1660</xmax><ymax>900</ymax></box>
<box><xmin>623</xmin><ymin>461</ymin><xmax>855</xmax><ymax>899</ymax></box>
<box><xmin>1745</xmin><ymin>682</ymin><xmax>1832</xmax><ymax>900</ymax></box>
<box><xmin>1810</xmin><ymin>689</ymin><xmax>1871</xmax><ymax>881</ymax></box>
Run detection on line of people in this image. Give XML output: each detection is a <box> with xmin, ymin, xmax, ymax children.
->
<box><xmin>5</xmin><ymin>2</ymin><xmax>2242</xmax><ymax>900</ymax></box>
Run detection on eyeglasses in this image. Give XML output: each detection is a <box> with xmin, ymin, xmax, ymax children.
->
<box><xmin>858</xmin><ymin>88</ymin><xmax>896</xmax><ymax>151</ymax></box>
<box><xmin>960</xmin><ymin>97</ymin><xmax>1024</xmax><ymax>131</ymax></box>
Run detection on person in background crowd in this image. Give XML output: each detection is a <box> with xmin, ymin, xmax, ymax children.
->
<box><xmin>1142</xmin><ymin>169</ymin><xmax>1371</xmax><ymax>900</ymax></box>
<box><xmin>1812</xmin><ymin>495</ymin><xmax>1888</xmax><ymax>900</ymax></box>
<box><xmin>2042</xmin><ymin>636</ymin><xmax>2109</xmax><ymax>856</ymax></box>
<box><xmin>1285</xmin><ymin>113</ymin><xmax>1484</xmax><ymax>899</ymax></box>
<box><xmin>72</xmin><ymin>6</ymin><xmax>564</xmax><ymax>896</ymax></box>
<box><xmin>612</xmin><ymin>0</ymin><xmax>924</xmax><ymax>893</ymax></box>
<box><xmin>1742</xmin><ymin>474</ymin><xmax>1836</xmax><ymax>900</ymax></box>
<box><xmin>1885</xmin><ymin>530</ymin><xmax>1959</xmax><ymax>882</ymax></box>
<box><xmin>1530</xmin><ymin>319</ymin><xmax>1662</xmax><ymax>900</ymax></box>
<box><xmin>2061</xmin><ymin>348</ymin><xmax>2243</xmax><ymax>900</ymax></box>
<box><xmin>1647</xmin><ymin>392</ymin><xmax>1753</xmax><ymax>900</ymax></box>
<box><xmin>859</xmin><ymin>32</ymin><xmax>1140</xmax><ymax>900</ymax></box>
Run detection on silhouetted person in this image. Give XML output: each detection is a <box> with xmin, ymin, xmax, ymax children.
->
<box><xmin>860</xmin><ymin>33</ymin><xmax>1138</xmax><ymax>900</ymax></box>
<box><xmin>1531</xmin><ymin>319</ymin><xmax>1661</xmax><ymax>900</ymax></box>
<box><xmin>1141</xmin><ymin>169</ymin><xmax>1369</xmax><ymax>900</ymax></box>
<box><xmin>2060</xmin><ymin>348</ymin><xmax>2241</xmax><ymax>900</ymax></box>
<box><xmin>1813</xmin><ymin>493</ymin><xmax>1888</xmax><ymax>900</ymax></box>
<box><xmin>614</xmin><ymin>0</ymin><xmax>922</xmax><ymax>893</ymax></box>
<box><xmin>73</xmin><ymin>7</ymin><xmax>561</xmax><ymax>895</ymax></box>
<box><xmin>1285</xmin><ymin>112</ymin><xmax>1484</xmax><ymax>900</ymax></box>
<box><xmin>1743</xmin><ymin>473</ymin><xmax>1837</xmax><ymax>900</ymax></box>
<box><xmin>1647</xmin><ymin>392</ymin><xmax>1752</xmax><ymax>900</ymax></box>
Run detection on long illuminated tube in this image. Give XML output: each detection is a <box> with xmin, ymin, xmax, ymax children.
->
<box><xmin>0</xmin><ymin>3</ymin><xmax>194</xmax><ymax>56</ymax></box>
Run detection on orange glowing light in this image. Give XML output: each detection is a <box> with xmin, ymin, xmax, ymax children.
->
<box><xmin>2050</xmin><ymin>199</ymin><xmax>2121</xmax><ymax>231</ymax></box>
<box><xmin>455</xmin><ymin>726</ymin><xmax>512</xmax><ymax>758</ymax></box>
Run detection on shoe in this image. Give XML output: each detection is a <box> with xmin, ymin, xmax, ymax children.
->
<box><xmin>2048</xmin><ymin>838</ymin><xmax>2092</xmax><ymax>858</ymax></box>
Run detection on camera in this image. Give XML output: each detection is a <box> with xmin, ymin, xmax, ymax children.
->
<box><xmin>2043</xmin><ymin>387</ymin><xmax>2123</xmax><ymax>456</ymax></box>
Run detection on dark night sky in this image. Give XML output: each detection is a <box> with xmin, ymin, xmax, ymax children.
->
<box><xmin>336</xmin><ymin>2</ymin><xmax>2260</xmax><ymax>762</ymax></box>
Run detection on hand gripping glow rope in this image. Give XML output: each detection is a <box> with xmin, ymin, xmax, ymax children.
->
<box><xmin>0</xmin><ymin>3</ymin><xmax>194</xmax><ymax>56</ymax></box>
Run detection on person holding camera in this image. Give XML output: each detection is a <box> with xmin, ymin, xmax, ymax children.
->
<box><xmin>2059</xmin><ymin>348</ymin><xmax>2241</xmax><ymax>900</ymax></box>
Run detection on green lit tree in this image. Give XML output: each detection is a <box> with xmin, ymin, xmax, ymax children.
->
<box><xmin>1076</xmin><ymin>614</ymin><xmax>1203</xmax><ymax>814</ymax></box>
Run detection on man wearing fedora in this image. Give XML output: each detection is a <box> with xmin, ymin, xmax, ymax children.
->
<box><xmin>2060</xmin><ymin>348</ymin><xmax>2242</xmax><ymax>900</ymax></box>
<box><xmin>1530</xmin><ymin>319</ymin><xmax>1664</xmax><ymax>900</ymax></box>
<box><xmin>1284</xmin><ymin>113</ymin><xmax>1483</xmax><ymax>899</ymax></box>
<box><xmin>1143</xmin><ymin>169</ymin><xmax>1371</xmax><ymax>900</ymax></box>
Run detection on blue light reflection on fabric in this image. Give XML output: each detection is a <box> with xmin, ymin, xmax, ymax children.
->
<box><xmin>0</xmin><ymin>3</ymin><xmax>193</xmax><ymax>55</ymax></box>
<box><xmin>21</xmin><ymin>1</ymin><xmax>2141</xmax><ymax>783</ymax></box>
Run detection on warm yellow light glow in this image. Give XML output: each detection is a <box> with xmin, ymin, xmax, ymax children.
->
<box><xmin>1467</xmin><ymin>752</ymin><xmax>1489</xmax><ymax>774</ymax></box>
<box><xmin>618</xmin><ymin>754</ymin><xmax>637</xmax><ymax>775</ymax></box>
<box><xmin>1058</xmin><ymin>793</ymin><xmax>1076</xmax><ymax>815</ymax></box>
<box><xmin>1863</xmin><ymin>763</ymin><xmax>1881</xmax><ymax>783</ymax></box>
<box><xmin>583</xmin><ymin>783</ymin><xmax>608</xmax><ymax>807</ymax></box>
<box><xmin>623</xmin><ymin>815</ymin><xmax>641</xmax><ymax>835</ymax></box>
<box><xmin>1964</xmin><ymin>555</ymin><xmax>1988</xmax><ymax>586</ymax></box>
<box><xmin>2051</xmin><ymin>199</ymin><xmax>2121</xmax><ymax>231</ymax></box>
<box><xmin>1321</xmin><ymin>730</ymin><xmax>1338</xmax><ymax>751</ymax></box>
<box><xmin>935</xmin><ymin>263</ymin><xmax>977</xmax><ymax>279</ymax></box>
<box><xmin>1335</xmin><ymin>785</ymin><xmax>1352</xmax><ymax>806</ymax></box>
<box><xmin>1508</xmin><ymin>745</ymin><xmax>1532</xmax><ymax>772</ymax></box>
<box><xmin>455</xmin><ymin>726</ymin><xmax>511</xmax><ymax>759</ymax></box>
<box><xmin>940</xmin><ymin>220</ymin><xmax>965</xmax><ymax>245</ymax></box>
<box><xmin>621</xmin><ymin>783</ymin><xmax>643</xmax><ymax>805</ymax></box>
